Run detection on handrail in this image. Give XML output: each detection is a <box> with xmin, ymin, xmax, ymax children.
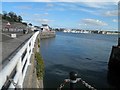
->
<box><xmin>0</xmin><ymin>31</ymin><xmax>39</xmax><ymax>89</ymax></box>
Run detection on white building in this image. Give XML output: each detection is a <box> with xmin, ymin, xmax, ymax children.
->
<box><xmin>40</xmin><ymin>24</ymin><xmax>52</xmax><ymax>32</ymax></box>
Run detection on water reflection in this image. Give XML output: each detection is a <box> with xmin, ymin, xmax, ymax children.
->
<box><xmin>41</xmin><ymin>32</ymin><xmax>118</xmax><ymax>88</ymax></box>
<box><xmin>40</xmin><ymin>38</ymin><xmax>55</xmax><ymax>48</ymax></box>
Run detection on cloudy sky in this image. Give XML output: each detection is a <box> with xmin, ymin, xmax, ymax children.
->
<box><xmin>2</xmin><ymin>1</ymin><xmax>118</xmax><ymax>31</ymax></box>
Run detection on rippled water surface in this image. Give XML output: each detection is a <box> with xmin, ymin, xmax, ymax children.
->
<box><xmin>40</xmin><ymin>32</ymin><xmax>118</xmax><ymax>89</ymax></box>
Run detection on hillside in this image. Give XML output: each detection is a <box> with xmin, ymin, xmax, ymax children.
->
<box><xmin>0</xmin><ymin>14</ymin><xmax>27</xmax><ymax>29</ymax></box>
<box><xmin>2</xmin><ymin>19</ymin><xmax>27</xmax><ymax>30</ymax></box>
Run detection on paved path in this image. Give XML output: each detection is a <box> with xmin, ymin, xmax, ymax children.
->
<box><xmin>1</xmin><ymin>32</ymin><xmax>33</xmax><ymax>68</ymax></box>
<box><xmin>1</xmin><ymin>31</ymin><xmax>43</xmax><ymax>88</ymax></box>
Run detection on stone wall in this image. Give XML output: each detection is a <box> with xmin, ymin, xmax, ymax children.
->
<box><xmin>23</xmin><ymin>33</ymin><xmax>44</xmax><ymax>89</ymax></box>
<box><xmin>108</xmin><ymin>46</ymin><xmax>120</xmax><ymax>72</ymax></box>
<box><xmin>40</xmin><ymin>31</ymin><xmax>56</xmax><ymax>39</ymax></box>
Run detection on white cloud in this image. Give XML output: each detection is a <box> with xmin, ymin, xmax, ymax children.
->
<box><xmin>14</xmin><ymin>5</ymin><xmax>32</xmax><ymax>9</ymax></box>
<box><xmin>113</xmin><ymin>19</ymin><xmax>118</xmax><ymax>22</ymax></box>
<box><xmin>19</xmin><ymin>13</ymin><xmax>28</xmax><ymax>16</ymax></box>
<box><xmin>33</xmin><ymin>13</ymin><xmax>49</xmax><ymax>17</ymax></box>
<box><xmin>3</xmin><ymin>0</ymin><xmax>119</xmax><ymax>2</ymax></box>
<box><xmin>82</xmin><ymin>18</ymin><xmax>108</xmax><ymax>26</ymax></box>
<box><xmin>46</xmin><ymin>3</ymin><xmax>54</xmax><ymax>7</ymax></box>
<box><xmin>49</xmin><ymin>3</ymin><xmax>96</xmax><ymax>13</ymax></box>
<box><xmin>81</xmin><ymin>2</ymin><xmax>107</xmax><ymax>9</ymax></box>
<box><xmin>80</xmin><ymin>2</ymin><xmax>118</xmax><ymax>9</ymax></box>
<box><xmin>104</xmin><ymin>10</ymin><xmax>118</xmax><ymax>16</ymax></box>
<box><xmin>46</xmin><ymin>0</ymin><xmax>117</xmax><ymax>2</ymax></box>
<box><xmin>44</xmin><ymin>13</ymin><xmax>49</xmax><ymax>15</ymax></box>
<box><xmin>78</xmin><ymin>23</ymin><xmax>87</xmax><ymax>26</ymax></box>
<box><xmin>34</xmin><ymin>14</ymin><xmax>40</xmax><ymax>16</ymax></box>
<box><xmin>48</xmin><ymin>2</ymin><xmax>117</xmax><ymax>16</ymax></box>
<box><xmin>44</xmin><ymin>3</ymin><xmax>55</xmax><ymax>11</ymax></box>
<box><xmin>35</xmin><ymin>18</ymin><xmax>54</xmax><ymax>24</ymax></box>
<box><xmin>79</xmin><ymin>8</ymin><xmax>96</xmax><ymax>14</ymax></box>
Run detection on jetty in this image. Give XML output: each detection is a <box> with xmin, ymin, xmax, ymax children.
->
<box><xmin>0</xmin><ymin>19</ymin><xmax>56</xmax><ymax>89</ymax></box>
<box><xmin>108</xmin><ymin>26</ymin><xmax>120</xmax><ymax>73</ymax></box>
<box><xmin>0</xmin><ymin>30</ymin><xmax>43</xmax><ymax>89</ymax></box>
<box><xmin>108</xmin><ymin>2</ymin><xmax>120</xmax><ymax>73</ymax></box>
<box><xmin>40</xmin><ymin>24</ymin><xmax>56</xmax><ymax>39</ymax></box>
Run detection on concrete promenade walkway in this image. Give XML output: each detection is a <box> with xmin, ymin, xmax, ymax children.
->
<box><xmin>1</xmin><ymin>32</ymin><xmax>33</xmax><ymax>67</ymax></box>
<box><xmin>1</xmin><ymin>31</ymin><xmax>43</xmax><ymax>89</ymax></box>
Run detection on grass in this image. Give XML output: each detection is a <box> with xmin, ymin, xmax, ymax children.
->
<box><xmin>35</xmin><ymin>52</ymin><xmax>44</xmax><ymax>80</ymax></box>
<box><xmin>38</xmin><ymin>38</ymin><xmax>40</xmax><ymax>48</ymax></box>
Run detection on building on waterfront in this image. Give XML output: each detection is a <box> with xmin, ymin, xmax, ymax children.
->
<box><xmin>62</xmin><ymin>28</ymin><xmax>119</xmax><ymax>35</ymax></box>
<box><xmin>40</xmin><ymin>24</ymin><xmax>52</xmax><ymax>32</ymax></box>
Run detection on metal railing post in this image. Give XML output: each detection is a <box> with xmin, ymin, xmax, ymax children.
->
<box><xmin>69</xmin><ymin>71</ymin><xmax>78</xmax><ymax>90</ymax></box>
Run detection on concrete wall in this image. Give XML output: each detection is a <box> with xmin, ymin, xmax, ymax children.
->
<box><xmin>40</xmin><ymin>31</ymin><xmax>56</xmax><ymax>39</ymax></box>
<box><xmin>108</xmin><ymin>46</ymin><xmax>120</xmax><ymax>72</ymax></box>
<box><xmin>23</xmin><ymin>33</ymin><xmax>43</xmax><ymax>88</ymax></box>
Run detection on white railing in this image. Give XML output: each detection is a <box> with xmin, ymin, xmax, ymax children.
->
<box><xmin>0</xmin><ymin>31</ymin><xmax>39</xmax><ymax>89</ymax></box>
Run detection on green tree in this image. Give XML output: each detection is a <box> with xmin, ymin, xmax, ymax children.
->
<box><xmin>18</xmin><ymin>15</ymin><xmax>22</xmax><ymax>22</ymax></box>
<box><xmin>2</xmin><ymin>11</ymin><xmax>7</xmax><ymax>19</ymax></box>
<box><xmin>2</xmin><ymin>11</ymin><xmax>23</xmax><ymax>23</ymax></box>
<box><xmin>29</xmin><ymin>23</ymin><xmax>32</xmax><ymax>26</ymax></box>
<box><xmin>8</xmin><ymin>11</ymin><xmax>15</xmax><ymax>22</ymax></box>
<box><xmin>13</xmin><ymin>14</ymin><xmax>18</xmax><ymax>22</ymax></box>
<box><xmin>22</xmin><ymin>22</ymin><xmax>27</xmax><ymax>26</ymax></box>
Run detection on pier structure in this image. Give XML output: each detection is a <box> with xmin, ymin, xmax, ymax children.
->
<box><xmin>40</xmin><ymin>24</ymin><xmax>56</xmax><ymax>39</ymax></box>
<box><xmin>0</xmin><ymin>31</ymin><xmax>41</xmax><ymax>89</ymax></box>
<box><xmin>40</xmin><ymin>31</ymin><xmax>56</xmax><ymax>39</ymax></box>
<box><xmin>108</xmin><ymin>2</ymin><xmax>120</xmax><ymax>72</ymax></box>
<box><xmin>108</xmin><ymin>45</ymin><xmax>120</xmax><ymax>72</ymax></box>
<box><xmin>107</xmin><ymin>24</ymin><xmax>120</xmax><ymax>88</ymax></box>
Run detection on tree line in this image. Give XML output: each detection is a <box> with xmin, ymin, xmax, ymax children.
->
<box><xmin>2</xmin><ymin>11</ymin><xmax>23</xmax><ymax>22</ymax></box>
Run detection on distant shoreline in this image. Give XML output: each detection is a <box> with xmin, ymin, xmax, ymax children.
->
<box><xmin>63</xmin><ymin>30</ymin><xmax>119</xmax><ymax>34</ymax></box>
